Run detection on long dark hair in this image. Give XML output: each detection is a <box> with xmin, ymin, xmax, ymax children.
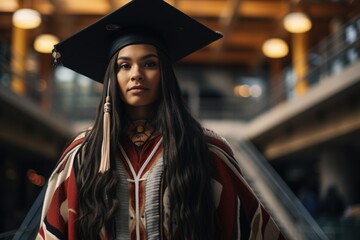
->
<box><xmin>76</xmin><ymin>47</ymin><xmax>216</xmax><ymax>239</ymax></box>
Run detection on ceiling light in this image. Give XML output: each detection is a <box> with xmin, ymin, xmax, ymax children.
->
<box><xmin>34</xmin><ymin>34</ymin><xmax>59</xmax><ymax>53</ymax></box>
<box><xmin>262</xmin><ymin>38</ymin><xmax>289</xmax><ymax>58</ymax></box>
<box><xmin>12</xmin><ymin>8</ymin><xmax>41</xmax><ymax>29</ymax></box>
<box><xmin>283</xmin><ymin>12</ymin><xmax>312</xmax><ymax>33</ymax></box>
<box><xmin>234</xmin><ymin>84</ymin><xmax>251</xmax><ymax>98</ymax></box>
<box><xmin>0</xmin><ymin>0</ymin><xmax>18</xmax><ymax>11</ymax></box>
<box><xmin>250</xmin><ymin>85</ymin><xmax>262</xmax><ymax>98</ymax></box>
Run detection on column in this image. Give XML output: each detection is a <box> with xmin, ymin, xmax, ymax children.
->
<box><xmin>10</xmin><ymin>26</ymin><xmax>28</xmax><ymax>96</ymax></box>
<box><xmin>292</xmin><ymin>32</ymin><xmax>309</xmax><ymax>96</ymax></box>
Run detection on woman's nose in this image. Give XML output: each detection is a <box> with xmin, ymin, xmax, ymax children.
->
<box><xmin>130</xmin><ymin>66</ymin><xmax>143</xmax><ymax>81</ymax></box>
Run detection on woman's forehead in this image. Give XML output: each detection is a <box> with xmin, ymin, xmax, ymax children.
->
<box><xmin>117</xmin><ymin>44</ymin><xmax>158</xmax><ymax>56</ymax></box>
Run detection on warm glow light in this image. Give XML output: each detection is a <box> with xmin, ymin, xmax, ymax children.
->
<box><xmin>283</xmin><ymin>12</ymin><xmax>312</xmax><ymax>33</ymax></box>
<box><xmin>262</xmin><ymin>38</ymin><xmax>289</xmax><ymax>58</ymax></box>
<box><xmin>12</xmin><ymin>8</ymin><xmax>41</xmax><ymax>29</ymax></box>
<box><xmin>234</xmin><ymin>84</ymin><xmax>263</xmax><ymax>98</ymax></box>
<box><xmin>34</xmin><ymin>34</ymin><xmax>59</xmax><ymax>53</ymax></box>
<box><xmin>27</xmin><ymin>169</ymin><xmax>45</xmax><ymax>186</ymax></box>
<box><xmin>234</xmin><ymin>84</ymin><xmax>251</xmax><ymax>98</ymax></box>
<box><xmin>0</xmin><ymin>0</ymin><xmax>18</xmax><ymax>11</ymax></box>
<box><xmin>250</xmin><ymin>85</ymin><xmax>262</xmax><ymax>98</ymax></box>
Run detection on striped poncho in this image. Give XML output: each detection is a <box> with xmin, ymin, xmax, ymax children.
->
<box><xmin>37</xmin><ymin>129</ymin><xmax>285</xmax><ymax>240</ymax></box>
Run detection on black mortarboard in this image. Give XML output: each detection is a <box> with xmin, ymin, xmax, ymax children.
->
<box><xmin>53</xmin><ymin>0</ymin><xmax>223</xmax><ymax>83</ymax></box>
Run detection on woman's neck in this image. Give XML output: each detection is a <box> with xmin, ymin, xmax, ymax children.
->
<box><xmin>125</xmin><ymin>104</ymin><xmax>157</xmax><ymax>147</ymax></box>
<box><xmin>127</xmin><ymin>120</ymin><xmax>155</xmax><ymax>147</ymax></box>
<box><xmin>125</xmin><ymin>104</ymin><xmax>156</xmax><ymax>120</ymax></box>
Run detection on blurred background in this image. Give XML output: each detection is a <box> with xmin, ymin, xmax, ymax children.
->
<box><xmin>1</xmin><ymin>0</ymin><xmax>360</xmax><ymax>239</ymax></box>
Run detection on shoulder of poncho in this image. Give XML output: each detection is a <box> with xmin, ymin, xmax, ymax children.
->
<box><xmin>203</xmin><ymin>128</ymin><xmax>233</xmax><ymax>156</ymax></box>
<box><xmin>59</xmin><ymin>131</ymin><xmax>87</xmax><ymax>159</ymax></box>
<box><xmin>53</xmin><ymin>130</ymin><xmax>90</xmax><ymax>174</ymax></box>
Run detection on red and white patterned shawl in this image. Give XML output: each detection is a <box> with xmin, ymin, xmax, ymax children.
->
<box><xmin>36</xmin><ymin>129</ymin><xmax>285</xmax><ymax>240</ymax></box>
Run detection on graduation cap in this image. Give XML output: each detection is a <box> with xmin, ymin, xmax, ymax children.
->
<box><xmin>53</xmin><ymin>0</ymin><xmax>223</xmax><ymax>83</ymax></box>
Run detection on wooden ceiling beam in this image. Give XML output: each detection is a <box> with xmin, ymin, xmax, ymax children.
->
<box><xmin>25</xmin><ymin>0</ymin><xmax>355</xmax><ymax>20</ymax></box>
<box><xmin>173</xmin><ymin>0</ymin><xmax>353</xmax><ymax>19</ymax></box>
<box><xmin>195</xmin><ymin>19</ymin><xmax>285</xmax><ymax>48</ymax></box>
<box><xmin>202</xmin><ymin>19</ymin><xmax>281</xmax><ymax>35</ymax></box>
<box><xmin>49</xmin><ymin>0</ymin><xmax>111</xmax><ymax>15</ymax></box>
<box><xmin>107</xmin><ymin>0</ymin><xmax>129</xmax><ymax>10</ymax></box>
<box><xmin>239</xmin><ymin>1</ymin><xmax>289</xmax><ymax>19</ymax></box>
<box><xmin>48</xmin><ymin>0</ymin><xmax>285</xmax><ymax>19</ymax></box>
<box><xmin>0</xmin><ymin>13</ymin><xmax>13</xmax><ymax>29</ymax></box>
<box><xmin>174</xmin><ymin>0</ymin><xmax>289</xmax><ymax>18</ymax></box>
<box><xmin>33</xmin><ymin>0</ymin><xmax>55</xmax><ymax>14</ymax></box>
<box><xmin>227</xmin><ymin>32</ymin><xmax>269</xmax><ymax>48</ymax></box>
<box><xmin>217</xmin><ymin>0</ymin><xmax>243</xmax><ymax>51</ymax></box>
<box><xmin>173</xmin><ymin>0</ymin><xmax>226</xmax><ymax>17</ymax></box>
<box><xmin>181</xmin><ymin>49</ymin><xmax>259</xmax><ymax>66</ymax></box>
<box><xmin>308</xmin><ymin>2</ymin><xmax>354</xmax><ymax>19</ymax></box>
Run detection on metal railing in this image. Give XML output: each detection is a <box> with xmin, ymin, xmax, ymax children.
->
<box><xmin>266</xmin><ymin>15</ymin><xmax>360</xmax><ymax>109</ymax></box>
<box><xmin>229</xmin><ymin>136</ymin><xmax>329</xmax><ymax>240</ymax></box>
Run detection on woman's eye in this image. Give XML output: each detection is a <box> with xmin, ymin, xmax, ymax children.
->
<box><xmin>119</xmin><ymin>63</ymin><xmax>130</xmax><ymax>70</ymax></box>
<box><xmin>145</xmin><ymin>61</ymin><xmax>158</xmax><ymax>68</ymax></box>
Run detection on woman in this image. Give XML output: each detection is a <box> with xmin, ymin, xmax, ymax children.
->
<box><xmin>37</xmin><ymin>0</ymin><xmax>285</xmax><ymax>239</ymax></box>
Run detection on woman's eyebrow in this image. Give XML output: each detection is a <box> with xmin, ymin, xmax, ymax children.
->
<box><xmin>117</xmin><ymin>56</ymin><xmax>131</xmax><ymax>61</ymax></box>
<box><xmin>141</xmin><ymin>53</ymin><xmax>159</xmax><ymax>60</ymax></box>
<box><xmin>117</xmin><ymin>53</ymin><xmax>159</xmax><ymax>61</ymax></box>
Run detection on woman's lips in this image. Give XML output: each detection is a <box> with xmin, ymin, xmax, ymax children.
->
<box><xmin>128</xmin><ymin>86</ymin><xmax>148</xmax><ymax>93</ymax></box>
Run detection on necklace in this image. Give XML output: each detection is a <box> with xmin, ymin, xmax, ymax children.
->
<box><xmin>128</xmin><ymin>120</ymin><xmax>155</xmax><ymax>147</ymax></box>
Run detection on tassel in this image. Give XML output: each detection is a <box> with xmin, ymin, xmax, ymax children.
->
<box><xmin>52</xmin><ymin>49</ymin><xmax>61</xmax><ymax>67</ymax></box>
<box><xmin>99</xmin><ymin>96</ymin><xmax>111</xmax><ymax>173</ymax></box>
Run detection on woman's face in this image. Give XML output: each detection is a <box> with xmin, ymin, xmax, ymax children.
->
<box><xmin>116</xmin><ymin>44</ymin><xmax>161</xmax><ymax>112</ymax></box>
